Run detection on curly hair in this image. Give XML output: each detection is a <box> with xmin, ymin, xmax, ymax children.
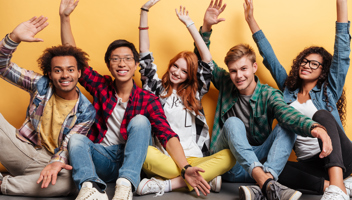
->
<box><xmin>37</xmin><ymin>45</ymin><xmax>89</xmax><ymax>77</ymax></box>
<box><xmin>161</xmin><ymin>51</ymin><xmax>202</xmax><ymax>116</ymax></box>
<box><xmin>284</xmin><ymin>46</ymin><xmax>346</xmax><ymax>126</ymax></box>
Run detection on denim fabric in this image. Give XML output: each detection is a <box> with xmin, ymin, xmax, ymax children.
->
<box><xmin>213</xmin><ymin>117</ymin><xmax>296</xmax><ymax>181</ymax></box>
<box><xmin>68</xmin><ymin>115</ymin><xmax>151</xmax><ymax>192</ymax></box>
<box><xmin>253</xmin><ymin>22</ymin><xmax>351</xmax><ymax>130</ymax></box>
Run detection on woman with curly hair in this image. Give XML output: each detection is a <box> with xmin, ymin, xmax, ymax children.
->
<box><xmin>244</xmin><ymin>0</ymin><xmax>352</xmax><ymax>199</ymax></box>
<box><xmin>136</xmin><ymin>0</ymin><xmax>235</xmax><ymax>197</ymax></box>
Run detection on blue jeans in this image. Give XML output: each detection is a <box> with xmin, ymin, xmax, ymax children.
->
<box><xmin>213</xmin><ymin>117</ymin><xmax>296</xmax><ymax>182</ymax></box>
<box><xmin>68</xmin><ymin>115</ymin><xmax>151</xmax><ymax>192</ymax></box>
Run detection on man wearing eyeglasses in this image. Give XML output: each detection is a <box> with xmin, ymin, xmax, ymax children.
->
<box><xmin>59</xmin><ymin>0</ymin><xmax>210</xmax><ymax>200</ymax></box>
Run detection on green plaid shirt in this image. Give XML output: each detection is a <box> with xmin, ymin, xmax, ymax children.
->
<box><xmin>196</xmin><ymin>29</ymin><xmax>316</xmax><ymax>153</ymax></box>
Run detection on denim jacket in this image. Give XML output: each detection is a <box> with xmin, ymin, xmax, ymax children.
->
<box><xmin>253</xmin><ymin>22</ymin><xmax>351</xmax><ymax>130</ymax></box>
<box><xmin>0</xmin><ymin>34</ymin><xmax>96</xmax><ymax>164</ymax></box>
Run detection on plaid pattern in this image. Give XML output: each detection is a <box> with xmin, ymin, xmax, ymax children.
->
<box><xmin>79</xmin><ymin>66</ymin><xmax>178</xmax><ymax>148</ymax></box>
<box><xmin>0</xmin><ymin>34</ymin><xmax>96</xmax><ymax>164</ymax></box>
<box><xmin>139</xmin><ymin>52</ymin><xmax>213</xmax><ymax>156</ymax></box>
<box><xmin>195</xmin><ymin>28</ymin><xmax>316</xmax><ymax>153</ymax></box>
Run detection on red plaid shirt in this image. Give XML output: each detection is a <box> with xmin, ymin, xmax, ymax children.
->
<box><xmin>79</xmin><ymin>66</ymin><xmax>178</xmax><ymax>148</ymax></box>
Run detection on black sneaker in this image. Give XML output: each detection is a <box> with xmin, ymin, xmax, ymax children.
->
<box><xmin>239</xmin><ymin>185</ymin><xmax>266</xmax><ymax>200</ymax></box>
<box><xmin>265</xmin><ymin>180</ymin><xmax>301</xmax><ymax>200</ymax></box>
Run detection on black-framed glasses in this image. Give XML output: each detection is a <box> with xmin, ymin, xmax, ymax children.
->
<box><xmin>109</xmin><ymin>56</ymin><xmax>134</xmax><ymax>64</ymax></box>
<box><xmin>300</xmin><ymin>58</ymin><xmax>322</xmax><ymax>70</ymax></box>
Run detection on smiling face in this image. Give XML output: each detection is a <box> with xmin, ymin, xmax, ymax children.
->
<box><xmin>49</xmin><ymin>56</ymin><xmax>81</xmax><ymax>100</ymax></box>
<box><xmin>169</xmin><ymin>57</ymin><xmax>189</xmax><ymax>90</ymax></box>
<box><xmin>227</xmin><ymin>56</ymin><xmax>258</xmax><ymax>96</ymax></box>
<box><xmin>108</xmin><ymin>47</ymin><xmax>137</xmax><ymax>85</ymax></box>
<box><xmin>299</xmin><ymin>53</ymin><xmax>323</xmax><ymax>84</ymax></box>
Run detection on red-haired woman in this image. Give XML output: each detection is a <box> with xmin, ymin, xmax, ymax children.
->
<box><xmin>244</xmin><ymin>0</ymin><xmax>352</xmax><ymax>199</ymax></box>
<box><xmin>137</xmin><ymin>0</ymin><xmax>235</xmax><ymax>197</ymax></box>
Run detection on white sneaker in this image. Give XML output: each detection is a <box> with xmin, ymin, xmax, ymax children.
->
<box><xmin>75</xmin><ymin>182</ymin><xmax>108</xmax><ymax>200</ymax></box>
<box><xmin>136</xmin><ymin>178</ymin><xmax>165</xmax><ymax>196</ymax></box>
<box><xmin>344</xmin><ymin>176</ymin><xmax>352</xmax><ymax>198</ymax></box>
<box><xmin>113</xmin><ymin>178</ymin><xmax>133</xmax><ymax>200</ymax></box>
<box><xmin>321</xmin><ymin>185</ymin><xmax>349</xmax><ymax>200</ymax></box>
<box><xmin>209</xmin><ymin>176</ymin><xmax>222</xmax><ymax>192</ymax></box>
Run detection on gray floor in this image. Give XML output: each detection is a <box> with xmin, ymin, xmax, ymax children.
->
<box><xmin>0</xmin><ymin>182</ymin><xmax>322</xmax><ymax>200</ymax></box>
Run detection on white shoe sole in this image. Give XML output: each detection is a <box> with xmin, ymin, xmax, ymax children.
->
<box><xmin>211</xmin><ymin>176</ymin><xmax>222</xmax><ymax>193</ymax></box>
<box><xmin>136</xmin><ymin>178</ymin><xmax>149</xmax><ymax>196</ymax></box>
<box><xmin>289</xmin><ymin>191</ymin><xmax>302</xmax><ymax>200</ymax></box>
<box><xmin>238</xmin><ymin>186</ymin><xmax>251</xmax><ymax>200</ymax></box>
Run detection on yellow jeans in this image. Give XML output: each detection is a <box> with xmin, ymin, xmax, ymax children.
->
<box><xmin>142</xmin><ymin>146</ymin><xmax>236</xmax><ymax>191</ymax></box>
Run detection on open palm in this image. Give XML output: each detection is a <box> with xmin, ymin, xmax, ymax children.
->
<box><xmin>11</xmin><ymin>16</ymin><xmax>48</xmax><ymax>43</ymax></box>
<box><xmin>60</xmin><ymin>0</ymin><xmax>79</xmax><ymax>17</ymax></box>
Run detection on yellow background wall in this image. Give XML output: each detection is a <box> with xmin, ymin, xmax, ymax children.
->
<box><xmin>0</xmin><ymin>0</ymin><xmax>352</xmax><ymax>163</ymax></box>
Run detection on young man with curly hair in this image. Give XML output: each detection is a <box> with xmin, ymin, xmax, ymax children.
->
<box><xmin>0</xmin><ymin>16</ymin><xmax>95</xmax><ymax>197</ymax></box>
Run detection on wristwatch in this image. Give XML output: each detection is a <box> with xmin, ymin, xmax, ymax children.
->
<box><xmin>181</xmin><ymin>164</ymin><xmax>192</xmax><ymax>179</ymax></box>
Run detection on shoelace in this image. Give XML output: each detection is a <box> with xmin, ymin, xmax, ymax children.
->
<box><xmin>76</xmin><ymin>187</ymin><xmax>96</xmax><ymax>200</ymax></box>
<box><xmin>267</xmin><ymin>183</ymin><xmax>280</xmax><ymax>200</ymax></box>
<box><xmin>113</xmin><ymin>183</ymin><xmax>131</xmax><ymax>200</ymax></box>
<box><xmin>148</xmin><ymin>178</ymin><xmax>165</xmax><ymax>197</ymax></box>
<box><xmin>251</xmin><ymin>186</ymin><xmax>266</xmax><ymax>200</ymax></box>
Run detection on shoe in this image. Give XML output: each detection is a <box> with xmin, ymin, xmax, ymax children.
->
<box><xmin>238</xmin><ymin>185</ymin><xmax>266</xmax><ymax>200</ymax></box>
<box><xmin>136</xmin><ymin>178</ymin><xmax>165</xmax><ymax>196</ymax></box>
<box><xmin>0</xmin><ymin>172</ymin><xmax>3</xmax><ymax>181</ymax></box>
<box><xmin>265</xmin><ymin>180</ymin><xmax>301</xmax><ymax>200</ymax></box>
<box><xmin>112</xmin><ymin>178</ymin><xmax>133</xmax><ymax>200</ymax></box>
<box><xmin>343</xmin><ymin>176</ymin><xmax>352</xmax><ymax>198</ymax></box>
<box><xmin>75</xmin><ymin>182</ymin><xmax>108</xmax><ymax>200</ymax></box>
<box><xmin>209</xmin><ymin>176</ymin><xmax>222</xmax><ymax>193</ymax></box>
<box><xmin>321</xmin><ymin>185</ymin><xmax>349</xmax><ymax>200</ymax></box>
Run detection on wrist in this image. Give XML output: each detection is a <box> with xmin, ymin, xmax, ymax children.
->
<box><xmin>9</xmin><ymin>32</ymin><xmax>21</xmax><ymax>43</ymax></box>
<box><xmin>181</xmin><ymin>164</ymin><xmax>192</xmax><ymax>179</ymax></box>
<box><xmin>310</xmin><ymin>124</ymin><xmax>327</xmax><ymax>137</ymax></box>
<box><xmin>202</xmin><ymin>22</ymin><xmax>212</xmax><ymax>32</ymax></box>
<box><xmin>186</xmin><ymin>21</ymin><xmax>194</xmax><ymax>28</ymax></box>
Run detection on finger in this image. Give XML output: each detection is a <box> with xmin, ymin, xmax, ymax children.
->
<box><xmin>36</xmin><ymin>17</ymin><xmax>48</xmax><ymax>28</ymax></box>
<box><xmin>37</xmin><ymin>21</ymin><xmax>49</xmax><ymax>33</ymax></box>
<box><xmin>219</xmin><ymin>3</ymin><xmax>227</xmax><ymax>13</ymax></box>
<box><xmin>208</xmin><ymin>0</ymin><xmax>214</xmax><ymax>8</ymax></box>
<box><xmin>51</xmin><ymin>172</ymin><xmax>58</xmax><ymax>185</ymax></box>
<box><xmin>44</xmin><ymin>174</ymin><xmax>52</xmax><ymax>188</ymax></box>
<box><xmin>194</xmin><ymin>167</ymin><xmax>205</xmax><ymax>173</ymax></box>
<box><xmin>73</xmin><ymin>0</ymin><xmax>79</xmax><ymax>9</ymax></box>
<box><xmin>218</xmin><ymin>0</ymin><xmax>223</xmax><ymax>8</ymax></box>
<box><xmin>194</xmin><ymin>186</ymin><xmax>200</xmax><ymax>196</ymax></box>
<box><xmin>201</xmin><ymin>178</ymin><xmax>211</xmax><ymax>190</ymax></box>
<box><xmin>33</xmin><ymin>16</ymin><xmax>44</xmax><ymax>26</ymax></box>
<box><xmin>64</xmin><ymin>164</ymin><xmax>73</xmax><ymax>170</ymax></box>
<box><xmin>214</xmin><ymin>0</ymin><xmax>219</xmax><ymax>8</ymax></box>
<box><xmin>183</xmin><ymin>6</ymin><xmax>185</xmax><ymax>15</ymax></box>
<box><xmin>37</xmin><ymin>175</ymin><xmax>44</xmax><ymax>184</ymax></box>
<box><xmin>197</xmin><ymin>183</ymin><xmax>207</xmax><ymax>196</ymax></box>
<box><xmin>28</xmin><ymin>16</ymin><xmax>37</xmax><ymax>23</ymax></box>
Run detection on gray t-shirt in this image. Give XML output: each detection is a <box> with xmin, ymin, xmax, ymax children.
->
<box><xmin>224</xmin><ymin>94</ymin><xmax>257</xmax><ymax>145</ymax></box>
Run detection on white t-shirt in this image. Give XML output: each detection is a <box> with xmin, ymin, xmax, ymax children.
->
<box><xmin>100</xmin><ymin>94</ymin><xmax>127</xmax><ymax>147</ymax></box>
<box><xmin>162</xmin><ymin>90</ymin><xmax>203</xmax><ymax>158</ymax></box>
<box><xmin>290</xmin><ymin>99</ymin><xmax>320</xmax><ymax>160</ymax></box>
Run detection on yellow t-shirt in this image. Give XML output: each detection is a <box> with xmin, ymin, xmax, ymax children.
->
<box><xmin>40</xmin><ymin>94</ymin><xmax>77</xmax><ymax>154</ymax></box>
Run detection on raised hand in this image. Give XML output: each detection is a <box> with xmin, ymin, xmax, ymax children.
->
<box><xmin>59</xmin><ymin>0</ymin><xmax>79</xmax><ymax>17</ymax></box>
<box><xmin>203</xmin><ymin>0</ymin><xmax>226</xmax><ymax>29</ymax></box>
<box><xmin>142</xmin><ymin>0</ymin><xmax>161</xmax><ymax>10</ymax></box>
<box><xmin>184</xmin><ymin>166</ymin><xmax>210</xmax><ymax>196</ymax></box>
<box><xmin>10</xmin><ymin>16</ymin><xmax>49</xmax><ymax>43</ymax></box>
<box><xmin>37</xmin><ymin>162</ymin><xmax>72</xmax><ymax>188</ymax></box>
<box><xmin>176</xmin><ymin>6</ymin><xmax>193</xmax><ymax>27</ymax></box>
<box><xmin>243</xmin><ymin>0</ymin><xmax>254</xmax><ymax>23</ymax></box>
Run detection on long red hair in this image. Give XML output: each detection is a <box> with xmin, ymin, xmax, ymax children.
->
<box><xmin>161</xmin><ymin>51</ymin><xmax>202</xmax><ymax>116</ymax></box>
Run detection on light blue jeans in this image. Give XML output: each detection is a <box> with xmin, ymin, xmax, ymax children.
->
<box><xmin>68</xmin><ymin>115</ymin><xmax>151</xmax><ymax>192</ymax></box>
<box><xmin>212</xmin><ymin>117</ymin><xmax>296</xmax><ymax>182</ymax></box>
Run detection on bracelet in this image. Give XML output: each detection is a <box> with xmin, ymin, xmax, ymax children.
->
<box><xmin>181</xmin><ymin>164</ymin><xmax>192</xmax><ymax>179</ymax></box>
<box><xmin>141</xmin><ymin>7</ymin><xmax>149</xmax><ymax>12</ymax></box>
<box><xmin>138</xmin><ymin>27</ymin><xmax>149</xmax><ymax>30</ymax></box>
<box><xmin>186</xmin><ymin>22</ymin><xmax>194</xmax><ymax>28</ymax></box>
<box><xmin>310</xmin><ymin>124</ymin><xmax>327</xmax><ymax>133</ymax></box>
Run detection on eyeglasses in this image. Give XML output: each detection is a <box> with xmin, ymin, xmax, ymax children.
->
<box><xmin>300</xmin><ymin>58</ymin><xmax>322</xmax><ymax>70</ymax></box>
<box><xmin>109</xmin><ymin>56</ymin><xmax>135</xmax><ymax>64</ymax></box>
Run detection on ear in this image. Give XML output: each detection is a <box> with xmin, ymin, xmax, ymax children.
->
<box><xmin>48</xmin><ymin>71</ymin><xmax>52</xmax><ymax>80</ymax></box>
<box><xmin>78</xmin><ymin>69</ymin><xmax>81</xmax><ymax>78</ymax></box>
<box><xmin>252</xmin><ymin>62</ymin><xmax>258</xmax><ymax>73</ymax></box>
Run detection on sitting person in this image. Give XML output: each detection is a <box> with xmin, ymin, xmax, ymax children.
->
<box><xmin>244</xmin><ymin>0</ymin><xmax>352</xmax><ymax>199</ymax></box>
<box><xmin>0</xmin><ymin>16</ymin><xmax>95</xmax><ymax>197</ymax></box>
<box><xmin>136</xmin><ymin>0</ymin><xmax>235</xmax><ymax>196</ymax></box>
<box><xmin>194</xmin><ymin>1</ymin><xmax>333</xmax><ymax>199</ymax></box>
<box><xmin>59</xmin><ymin>0</ymin><xmax>210</xmax><ymax>199</ymax></box>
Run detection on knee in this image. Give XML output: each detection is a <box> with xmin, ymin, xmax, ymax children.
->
<box><xmin>68</xmin><ymin>134</ymin><xmax>89</xmax><ymax>150</ymax></box>
<box><xmin>215</xmin><ymin>149</ymin><xmax>236</xmax><ymax>166</ymax></box>
<box><xmin>312</xmin><ymin>110</ymin><xmax>333</xmax><ymax>123</ymax></box>
<box><xmin>128</xmin><ymin>115</ymin><xmax>151</xmax><ymax>130</ymax></box>
<box><xmin>223</xmin><ymin>117</ymin><xmax>246</xmax><ymax>136</ymax></box>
